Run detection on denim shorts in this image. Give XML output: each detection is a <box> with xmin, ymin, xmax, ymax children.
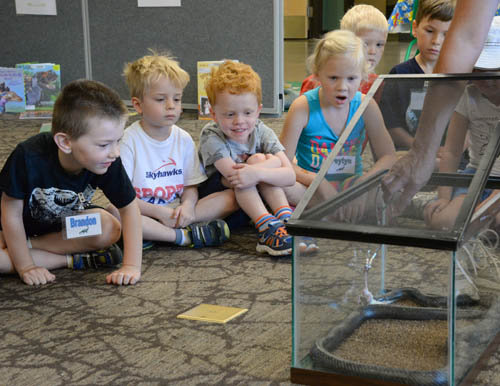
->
<box><xmin>451</xmin><ymin>167</ymin><xmax>492</xmax><ymax>202</ymax></box>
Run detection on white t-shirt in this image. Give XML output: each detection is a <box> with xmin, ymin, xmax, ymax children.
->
<box><xmin>120</xmin><ymin>120</ymin><xmax>207</xmax><ymax>206</ymax></box>
<box><xmin>456</xmin><ymin>84</ymin><xmax>500</xmax><ymax>176</ymax></box>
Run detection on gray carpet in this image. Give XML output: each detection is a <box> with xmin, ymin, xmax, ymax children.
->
<box><xmin>0</xmin><ymin>112</ymin><xmax>499</xmax><ymax>386</ymax></box>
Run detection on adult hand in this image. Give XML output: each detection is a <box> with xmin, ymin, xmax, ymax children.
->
<box><xmin>382</xmin><ymin>148</ymin><xmax>435</xmax><ymax>216</ymax></box>
<box><xmin>19</xmin><ymin>265</ymin><xmax>55</xmax><ymax>285</ymax></box>
<box><xmin>106</xmin><ymin>265</ymin><xmax>141</xmax><ymax>285</ymax></box>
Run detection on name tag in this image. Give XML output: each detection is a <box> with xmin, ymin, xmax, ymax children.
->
<box><xmin>328</xmin><ymin>155</ymin><xmax>355</xmax><ymax>174</ymax></box>
<box><xmin>63</xmin><ymin>212</ymin><xmax>102</xmax><ymax>239</ymax></box>
<box><xmin>409</xmin><ymin>90</ymin><xmax>426</xmax><ymax>110</ymax></box>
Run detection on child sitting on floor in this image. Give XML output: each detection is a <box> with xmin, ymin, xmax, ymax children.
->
<box><xmin>198</xmin><ymin>60</ymin><xmax>296</xmax><ymax>256</ymax></box>
<box><xmin>0</xmin><ymin>79</ymin><xmax>143</xmax><ymax>286</ymax></box>
<box><xmin>300</xmin><ymin>4</ymin><xmax>388</xmax><ymax>96</ymax></box>
<box><xmin>280</xmin><ymin>30</ymin><xmax>397</xmax><ymax>222</ymax></box>
<box><xmin>118</xmin><ymin>51</ymin><xmax>236</xmax><ymax>249</ymax></box>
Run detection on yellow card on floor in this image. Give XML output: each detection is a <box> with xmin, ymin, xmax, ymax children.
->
<box><xmin>177</xmin><ymin>304</ymin><xmax>248</xmax><ymax>323</ymax></box>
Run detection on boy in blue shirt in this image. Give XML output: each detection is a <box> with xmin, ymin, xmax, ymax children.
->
<box><xmin>380</xmin><ymin>0</ymin><xmax>456</xmax><ymax>151</ymax></box>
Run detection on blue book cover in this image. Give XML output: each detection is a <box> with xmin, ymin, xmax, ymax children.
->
<box><xmin>0</xmin><ymin>67</ymin><xmax>26</xmax><ymax>114</ymax></box>
<box><xmin>16</xmin><ymin>63</ymin><xmax>61</xmax><ymax>111</ymax></box>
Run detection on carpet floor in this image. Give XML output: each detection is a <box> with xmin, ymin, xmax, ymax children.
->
<box><xmin>0</xmin><ymin>112</ymin><xmax>498</xmax><ymax>386</ymax></box>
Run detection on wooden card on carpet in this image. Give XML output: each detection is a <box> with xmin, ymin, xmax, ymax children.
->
<box><xmin>177</xmin><ymin>304</ymin><xmax>248</xmax><ymax>323</ymax></box>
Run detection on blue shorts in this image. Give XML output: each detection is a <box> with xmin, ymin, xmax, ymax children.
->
<box><xmin>198</xmin><ymin>172</ymin><xmax>250</xmax><ymax>230</ymax></box>
<box><xmin>451</xmin><ymin>167</ymin><xmax>492</xmax><ymax>202</ymax></box>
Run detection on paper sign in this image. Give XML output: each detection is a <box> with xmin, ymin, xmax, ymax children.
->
<box><xmin>138</xmin><ymin>0</ymin><xmax>181</xmax><ymax>7</ymax></box>
<box><xmin>15</xmin><ymin>0</ymin><xmax>57</xmax><ymax>15</ymax></box>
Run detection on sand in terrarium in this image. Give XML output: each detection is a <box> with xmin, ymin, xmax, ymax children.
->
<box><xmin>333</xmin><ymin>319</ymin><xmax>448</xmax><ymax>371</ymax></box>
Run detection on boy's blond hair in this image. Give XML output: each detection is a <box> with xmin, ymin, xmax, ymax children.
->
<box><xmin>123</xmin><ymin>50</ymin><xmax>190</xmax><ymax>99</ymax></box>
<box><xmin>340</xmin><ymin>4</ymin><xmax>389</xmax><ymax>34</ymax></box>
<box><xmin>205</xmin><ymin>61</ymin><xmax>262</xmax><ymax>106</ymax></box>
<box><xmin>52</xmin><ymin>79</ymin><xmax>128</xmax><ymax>139</ymax></box>
<box><xmin>415</xmin><ymin>0</ymin><xmax>456</xmax><ymax>24</ymax></box>
<box><xmin>307</xmin><ymin>29</ymin><xmax>369</xmax><ymax>79</ymax></box>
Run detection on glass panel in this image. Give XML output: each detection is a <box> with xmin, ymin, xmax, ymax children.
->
<box><xmin>292</xmin><ymin>236</ymin><xmax>452</xmax><ymax>385</ymax></box>
<box><xmin>453</xmin><ymin>185</ymin><xmax>500</xmax><ymax>385</ymax></box>
<box><xmin>294</xmin><ymin>73</ymin><xmax>500</xmax><ymax>239</ymax></box>
<box><xmin>290</xmin><ymin>73</ymin><xmax>500</xmax><ymax>385</ymax></box>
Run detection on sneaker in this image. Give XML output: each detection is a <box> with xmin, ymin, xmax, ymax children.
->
<box><xmin>70</xmin><ymin>243</ymin><xmax>123</xmax><ymax>270</ymax></box>
<box><xmin>403</xmin><ymin>191</ymin><xmax>438</xmax><ymax>220</ymax></box>
<box><xmin>142</xmin><ymin>240</ymin><xmax>155</xmax><ymax>251</ymax></box>
<box><xmin>188</xmin><ymin>219</ymin><xmax>230</xmax><ymax>248</ymax></box>
<box><xmin>256</xmin><ymin>220</ymin><xmax>292</xmax><ymax>256</ymax></box>
<box><xmin>298</xmin><ymin>236</ymin><xmax>319</xmax><ymax>254</ymax></box>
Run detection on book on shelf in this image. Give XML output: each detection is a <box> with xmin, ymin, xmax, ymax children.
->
<box><xmin>197</xmin><ymin>60</ymin><xmax>237</xmax><ymax>120</ymax></box>
<box><xmin>16</xmin><ymin>62</ymin><xmax>61</xmax><ymax>111</ymax></box>
<box><xmin>0</xmin><ymin>67</ymin><xmax>26</xmax><ymax>114</ymax></box>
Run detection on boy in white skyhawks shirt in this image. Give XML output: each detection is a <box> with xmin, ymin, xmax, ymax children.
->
<box><xmin>118</xmin><ymin>51</ymin><xmax>236</xmax><ymax>248</ymax></box>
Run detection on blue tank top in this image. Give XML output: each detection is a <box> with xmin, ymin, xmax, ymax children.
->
<box><xmin>296</xmin><ymin>87</ymin><xmax>365</xmax><ymax>182</ymax></box>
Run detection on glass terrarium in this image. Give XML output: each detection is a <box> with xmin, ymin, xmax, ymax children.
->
<box><xmin>288</xmin><ymin>73</ymin><xmax>500</xmax><ymax>386</ymax></box>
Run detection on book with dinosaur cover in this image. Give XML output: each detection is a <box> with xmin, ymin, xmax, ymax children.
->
<box><xmin>0</xmin><ymin>67</ymin><xmax>26</xmax><ymax>114</ymax></box>
<box><xmin>16</xmin><ymin>63</ymin><xmax>61</xmax><ymax>111</ymax></box>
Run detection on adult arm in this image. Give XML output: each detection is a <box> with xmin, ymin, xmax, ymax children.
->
<box><xmin>424</xmin><ymin>112</ymin><xmax>469</xmax><ymax>222</ymax></box>
<box><xmin>383</xmin><ymin>0</ymin><xmax>499</xmax><ymax>213</ymax></box>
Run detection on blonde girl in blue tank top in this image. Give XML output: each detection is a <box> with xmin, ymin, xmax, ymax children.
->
<box><xmin>280</xmin><ymin>30</ymin><xmax>396</xmax><ymax>219</ymax></box>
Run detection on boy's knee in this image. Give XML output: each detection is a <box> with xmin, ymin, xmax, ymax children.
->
<box><xmin>246</xmin><ymin>153</ymin><xmax>266</xmax><ymax>165</ymax></box>
<box><xmin>101</xmin><ymin>210</ymin><xmax>122</xmax><ymax>242</ymax></box>
<box><xmin>224</xmin><ymin>189</ymin><xmax>239</xmax><ymax>211</ymax></box>
<box><xmin>88</xmin><ymin>209</ymin><xmax>121</xmax><ymax>249</ymax></box>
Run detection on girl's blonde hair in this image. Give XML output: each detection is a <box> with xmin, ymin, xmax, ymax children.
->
<box><xmin>123</xmin><ymin>49</ymin><xmax>190</xmax><ymax>98</ymax></box>
<box><xmin>307</xmin><ymin>29</ymin><xmax>369</xmax><ymax>79</ymax></box>
<box><xmin>340</xmin><ymin>4</ymin><xmax>389</xmax><ymax>34</ymax></box>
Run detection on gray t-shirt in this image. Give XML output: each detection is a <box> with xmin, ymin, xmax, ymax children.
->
<box><xmin>199</xmin><ymin>119</ymin><xmax>285</xmax><ymax>177</ymax></box>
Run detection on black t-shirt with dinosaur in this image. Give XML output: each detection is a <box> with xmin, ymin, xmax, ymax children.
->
<box><xmin>0</xmin><ymin>132</ymin><xmax>135</xmax><ymax>236</ymax></box>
